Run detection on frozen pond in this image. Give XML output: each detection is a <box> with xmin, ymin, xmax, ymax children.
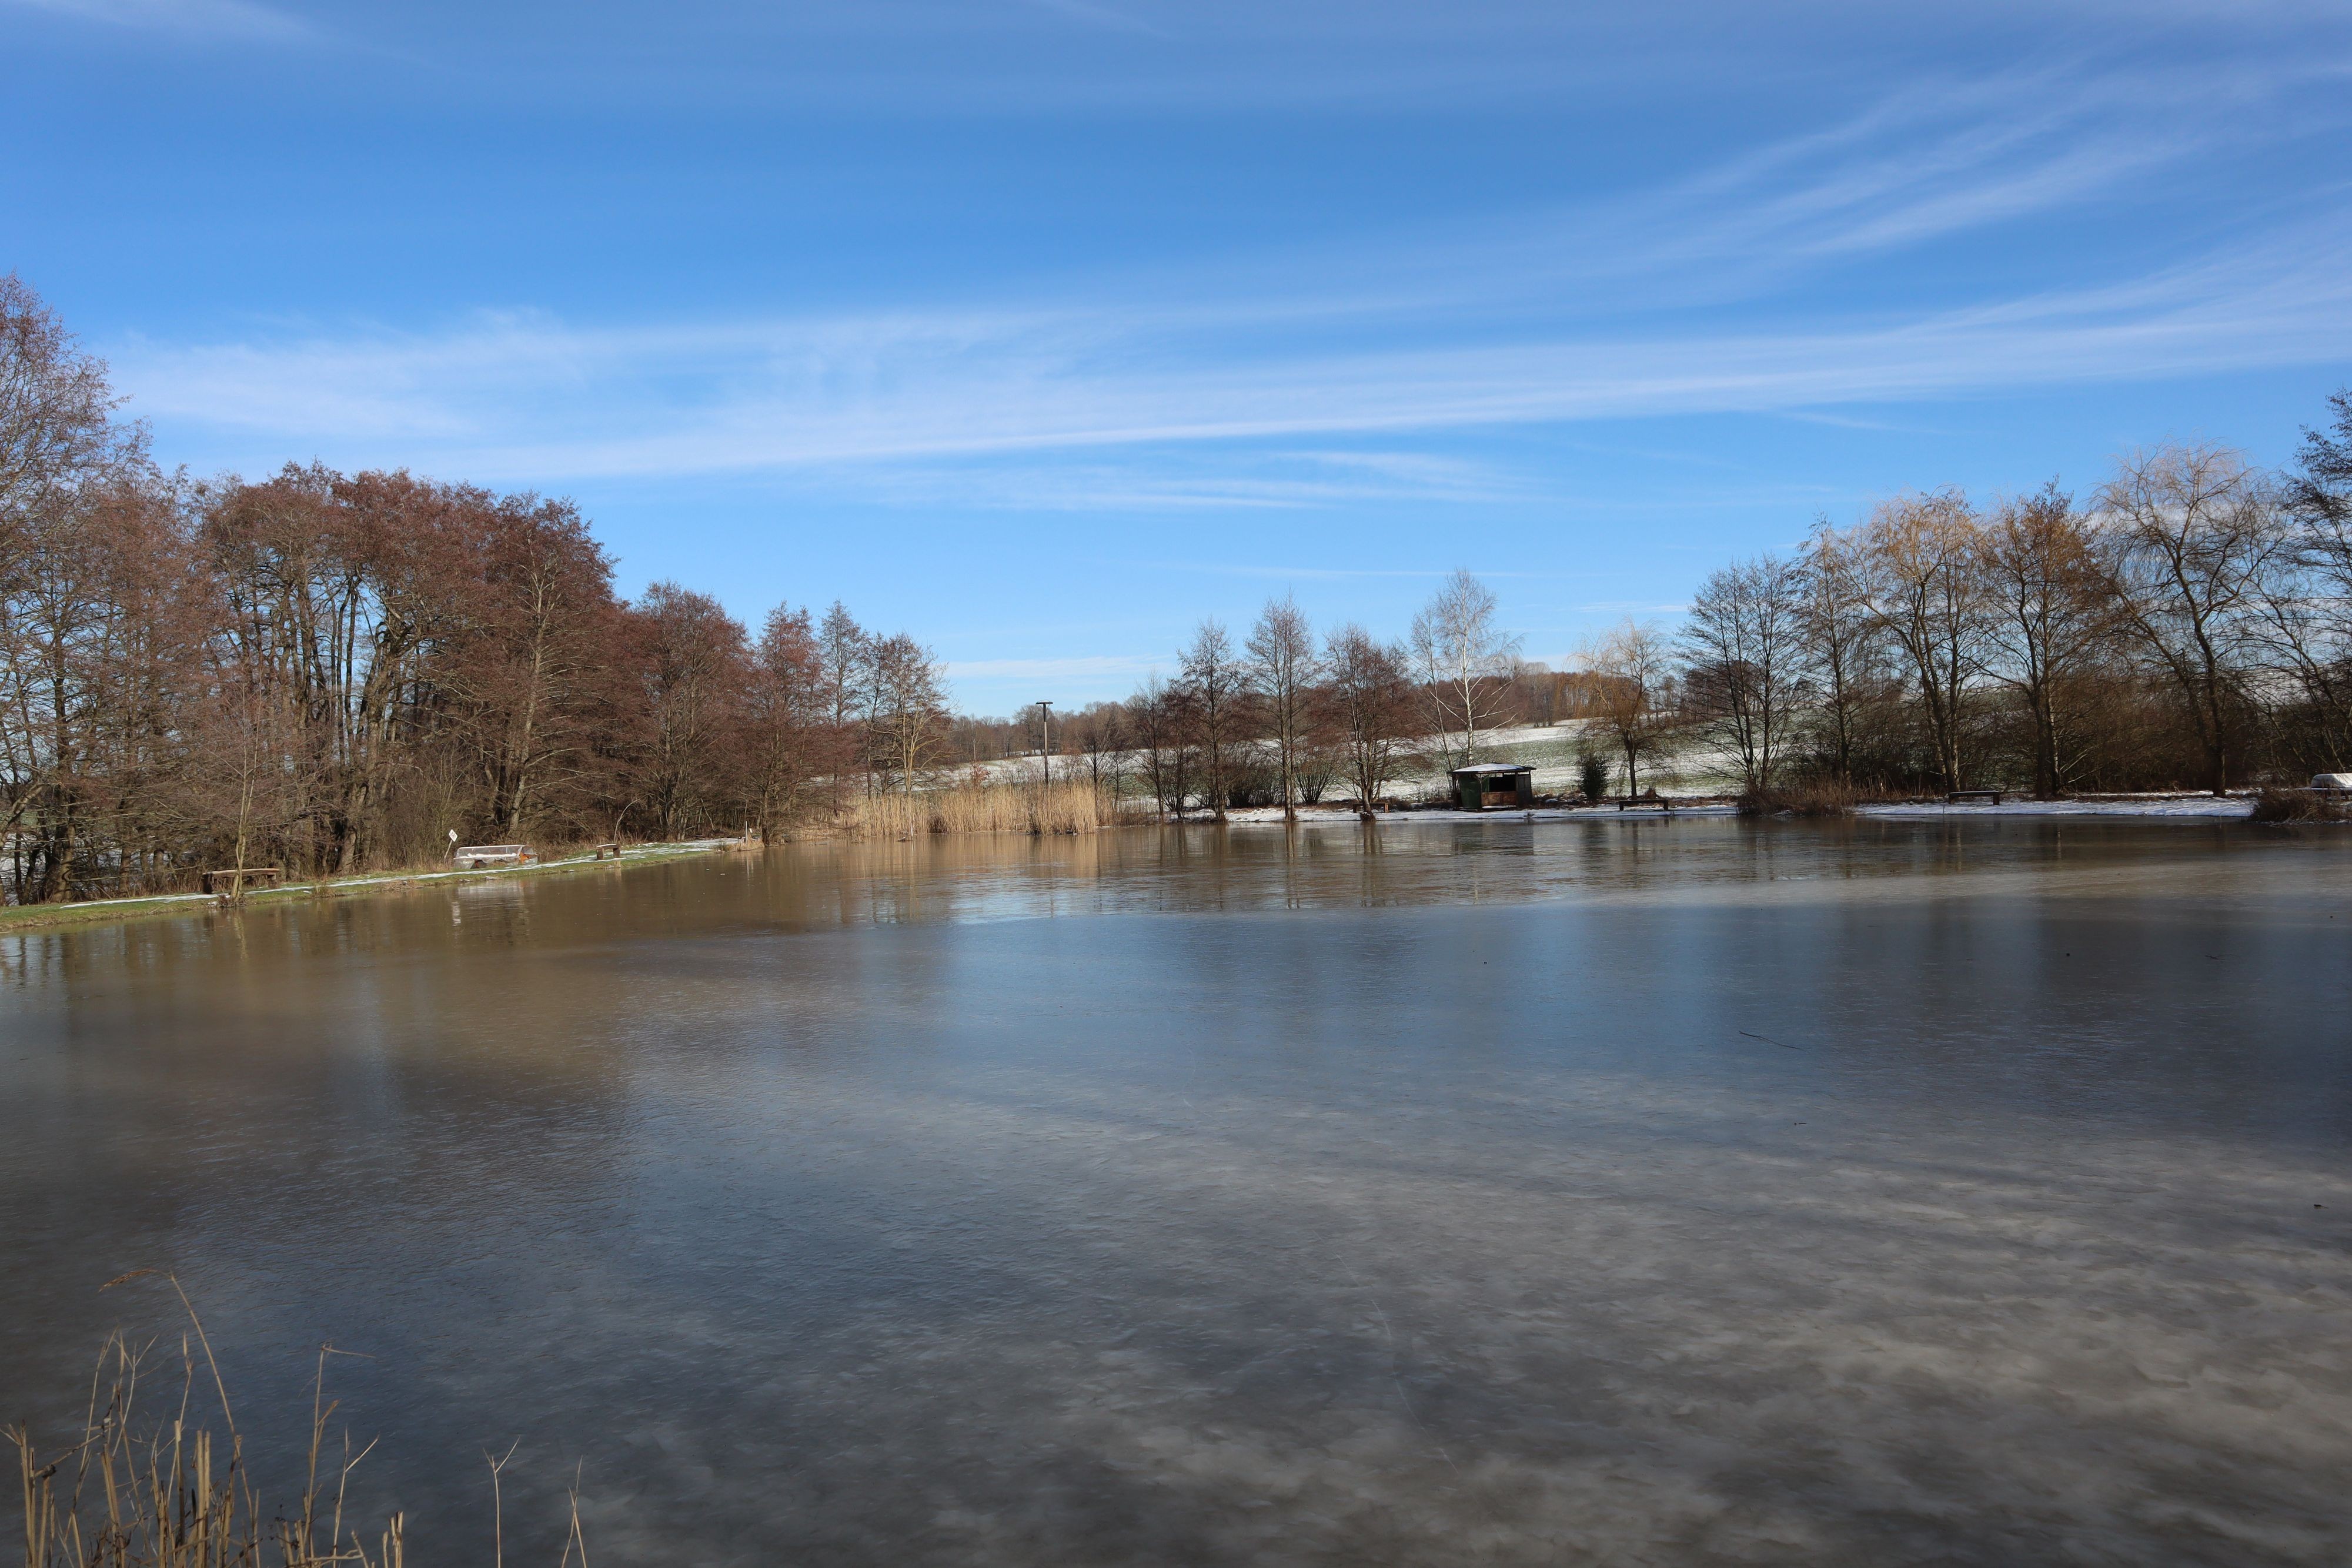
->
<box><xmin>4</xmin><ymin>818</ymin><xmax>2349</xmax><ymax>1565</ymax></box>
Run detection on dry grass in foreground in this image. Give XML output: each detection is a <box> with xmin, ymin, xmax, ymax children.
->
<box><xmin>1736</xmin><ymin>781</ymin><xmax>1870</xmax><ymax>816</ymax></box>
<box><xmin>841</xmin><ymin>777</ymin><xmax>1147</xmax><ymax>839</ymax></box>
<box><xmin>2250</xmin><ymin>786</ymin><xmax>2351</xmax><ymax>823</ymax></box>
<box><xmin>11</xmin><ymin>1274</ymin><xmax>584</xmax><ymax>1568</ymax></box>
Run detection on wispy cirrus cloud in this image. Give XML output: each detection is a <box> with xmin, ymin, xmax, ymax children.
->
<box><xmin>101</xmin><ymin>70</ymin><xmax>2352</xmax><ymax>502</ymax></box>
<box><xmin>837</xmin><ymin>450</ymin><xmax>1531</xmax><ymax>514</ymax></box>
<box><xmin>279</xmin><ymin>0</ymin><xmax>2352</xmax><ymax>117</ymax></box>
<box><xmin>115</xmin><ymin>224</ymin><xmax>2352</xmax><ymax>483</ymax></box>
<box><xmin>8</xmin><ymin>0</ymin><xmax>310</xmax><ymax>39</ymax></box>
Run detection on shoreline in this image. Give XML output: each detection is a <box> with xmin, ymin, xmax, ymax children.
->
<box><xmin>1205</xmin><ymin>794</ymin><xmax>2258</xmax><ymax>826</ymax></box>
<box><xmin>0</xmin><ymin>797</ymin><xmax>2280</xmax><ymax>938</ymax></box>
<box><xmin>0</xmin><ymin>837</ymin><xmax>749</xmax><ymax>937</ymax></box>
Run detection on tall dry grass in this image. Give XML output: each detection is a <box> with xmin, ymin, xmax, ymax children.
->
<box><xmin>12</xmin><ymin>1274</ymin><xmax>586</xmax><ymax>1568</ymax></box>
<box><xmin>2249</xmin><ymin>786</ymin><xmax>2350</xmax><ymax>823</ymax></box>
<box><xmin>842</xmin><ymin>777</ymin><xmax>1145</xmax><ymax>840</ymax></box>
<box><xmin>1735</xmin><ymin>781</ymin><xmax>1868</xmax><ymax>816</ymax></box>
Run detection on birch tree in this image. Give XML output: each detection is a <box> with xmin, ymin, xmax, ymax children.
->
<box><xmin>1408</xmin><ymin>569</ymin><xmax>1520</xmax><ymax>769</ymax></box>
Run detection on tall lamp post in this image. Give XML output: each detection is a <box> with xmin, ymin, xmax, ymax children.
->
<box><xmin>1037</xmin><ymin>700</ymin><xmax>1053</xmax><ymax>787</ymax></box>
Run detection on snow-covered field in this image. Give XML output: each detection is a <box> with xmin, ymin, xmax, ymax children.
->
<box><xmin>981</xmin><ymin>720</ymin><xmax>1700</xmax><ymax>799</ymax></box>
<box><xmin>971</xmin><ymin>722</ymin><xmax>2274</xmax><ymax>821</ymax></box>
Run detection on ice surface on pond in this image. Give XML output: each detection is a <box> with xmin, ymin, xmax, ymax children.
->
<box><xmin>2</xmin><ymin>819</ymin><xmax>2348</xmax><ymax>1566</ymax></box>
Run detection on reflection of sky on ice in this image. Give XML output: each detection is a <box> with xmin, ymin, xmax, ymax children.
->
<box><xmin>2</xmin><ymin>820</ymin><xmax>2347</xmax><ymax>1564</ymax></box>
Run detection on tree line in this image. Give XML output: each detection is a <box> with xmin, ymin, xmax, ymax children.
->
<box><xmin>1</xmin><ymin>278</ymin><xmax>965</xmax><ymax>899</ymax></box>
<box><xmin>978</xmin><ymin>400</ymin><xmax>2352</xmax><ymax>820</ymax></box>
<box><xmin>1018</xmin><ymin>570</ymin><xmax>1532</xmax><ymax>824</ymax></box>
<box><xmin>1654</xmin><ymin>424</ymin><xmax>2352</xmax><ymax>803</ymax></box>
<box><xmin>8</xmin><ymin>269</ymin><xmax>2350</xmax><ymax>900</ymax></box>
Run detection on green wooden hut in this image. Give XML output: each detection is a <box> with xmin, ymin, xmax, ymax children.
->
<box><xmin>1450</xmin><ymin>762</ymin><xmax>1535</xmax><ymax>811</ymax></box>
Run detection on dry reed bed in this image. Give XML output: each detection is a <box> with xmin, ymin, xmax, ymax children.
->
<box><xmin>12</xmin><ymin>1275</ymin><xmax>584</xmax><ymax>1568</ymax></box>
<box><xmin>841</xmin><ymin>779</ymin><xmax>1145</xmax><ymax>840</ymax></box>
<box><xmin>1735</xmin><ymin>782</ymin><xmax>1873</xmax><ymax>816</ymax></box>
<box><xmin>2250</xmin><ymin>786</ymin><xmax>2351</xmax><ymax>822</ymax></box>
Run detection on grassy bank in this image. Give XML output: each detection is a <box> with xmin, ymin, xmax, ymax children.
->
<box><xmin>1</xmin><ymin>785</ymin><xmax>1139</xmax><ymax>937</ymax></box>
<box><xmin>1</xmin><ymin>784</ymin><xmax>1154</xmax><ymax>937</ymax></box>
<box><xmin>0</xmin><ymin>838</ymin><xmax>746</xmax><ymax>937</ymax></box>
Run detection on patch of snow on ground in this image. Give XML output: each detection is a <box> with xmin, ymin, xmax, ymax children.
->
<box><xmin>1211</xmin><ymin>804</ymin><xmax>1732</xmax><ymax>825</ymax></box>
<box><xmin>1858</xmin><ymin>796</ymin><xmax>2253</xmax><ymax>819</ymax></box>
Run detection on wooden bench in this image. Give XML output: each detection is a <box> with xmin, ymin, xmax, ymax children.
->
<box><xmin>202</xmin><ymin>867</ymin><xmax>283</xmax><ymax>894</ymax></box>
<box><xmin>1616</xmin><ymin>794</ymin><xmax>1674</xmax><ymax>813</ymax></box>
<box><xmin>1946</xmin><ymin>790</ymin><xmax>2004</xmax><ymax>805</ymax></box>
<box><xmin>592</xmin><ymin>842</ymin><xmax>624</xmax><ymax>860</ymax></box>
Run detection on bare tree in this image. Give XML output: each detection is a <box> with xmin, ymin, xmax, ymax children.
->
<box><xmin>1792</xmin><ymin>520</ymin><xmax>1890</xmax><ymax>788</ymax></box>
<box><xmin>1321</xmin><ymin>623</ymin><xmax>1415</xmax><ymax>817</ymax></box>
<box><xmin>1680</xmin><ymin>553</ymin><xmax>1805</xmax><ymax>795</ymax></box>
<box><xmin>747</xmin><ymin>603</ymin><xmax>825</xmax><ymax>838</ymax></box>
<box><xmin>1979</xmin><ymin>484</ymin><xmax>2112</xmax><ymax>798</ymax></box>
<box><xmin>629</xmin><ymin>582</ymin><xmax>751</xmax><ymax>838</ymax></box>
<box><xmin>866</xmin><ymin>633</ymin><xmax>950</xmax><ymax>795</ymax></box>
<box><xmin>816</xmin><ymin>600</ymin><xmax>868</xmax><ymax>802</ymax></box>
<box><xmin>1071</xmin><ymin>701</ymin><xmax>1131</xmax><ymax>794</ymax></box>
<box><xmin>1408</xmin><ymin>569</ymin><xmax>1521</xmax><ymax>769</ymax></box>
<box><xmin>199</xmin><ymin>464</ymin><xmax>506</xmax><ymax>870</ymax></box>
<box><xmin>1178</xmin><ymin>618</ymin><xmax>1252</xmax><ymax>821</ymax></box>
<box><xmin>1581</xmin><ymin>620</ymin><xmax>1678</xmax><ymax>798</ymax></box>
<box><xmin>445</xmin><ymin>493</ymin><xmax>624</xmax><ymax>841</ymax></box>
<box><xmin>1247</xmin><ymin>594</ymin><xmax>1318</xmax><ymax>822</ymax></box>
<box><xmin>2290</xmin><ymin>388</ymin><xmax>2352</xmax><ymax>530</ymax></box>
<box><xmin>0</xmin><ymin>274</ymin><xmax>146</xmax><ymax>537</ymax></box>
<box><xmin>189</xmin><ymin>595</ymin><xmax>313</xmax><ymax>900</ymax></box>
<box><xmin>2096</xmin><ymin>444</ymin><xmax>2287</xmax><ymax>794</ymax></box>
<box><xmin>0</xmin><ymin>278</ymin><xmax>171</xmax><ymax>897</ymax></box>
<box><xmin>322</xmin><ymin>471</ymin><xmax>472</xmax><ymax>868</ymax></box>
<box><xmin>2267</xmin><ymin>390</ymin><xmax>2352</xmax><ymax>768</ymax></box>
<box><xmin>1860</xmin><ymin>491</ymin><xmax>1990</xmax><ymax>792</ymax></box>
<box><xmin>2</xmin><ymin>474</ymin><xmax>208</xmax><ymax>898</ymax></box>
<box><xmin>1128</xmin><ymin>674</ymin><xmax>1192</xmax><ymax>819</ymax></box>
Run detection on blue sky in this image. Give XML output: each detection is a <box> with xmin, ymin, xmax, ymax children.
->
<box><xmin>9</xmin><ymin>1</ymin><xmax>2352</xmax><ymax>713</ymax></box>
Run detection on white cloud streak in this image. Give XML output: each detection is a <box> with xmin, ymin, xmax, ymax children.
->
<box><xmin>315</xmin><ymin>1</ymin><xmax>2352</xmax><ymax>116</ymax></box>
<box><xmin>103</xmin><ymin>71</ymin><xmax>2352</xmax><ymax>498</ymax></box>
<box><xmin>117</xmin><ymin>231</ymin><xmax>2352</xmax><ymax>484</ymax></box>
<box><xmin>8</xmin><ymin>0</ymin><xmax>308</xmax><ymax>38</ymax></box>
